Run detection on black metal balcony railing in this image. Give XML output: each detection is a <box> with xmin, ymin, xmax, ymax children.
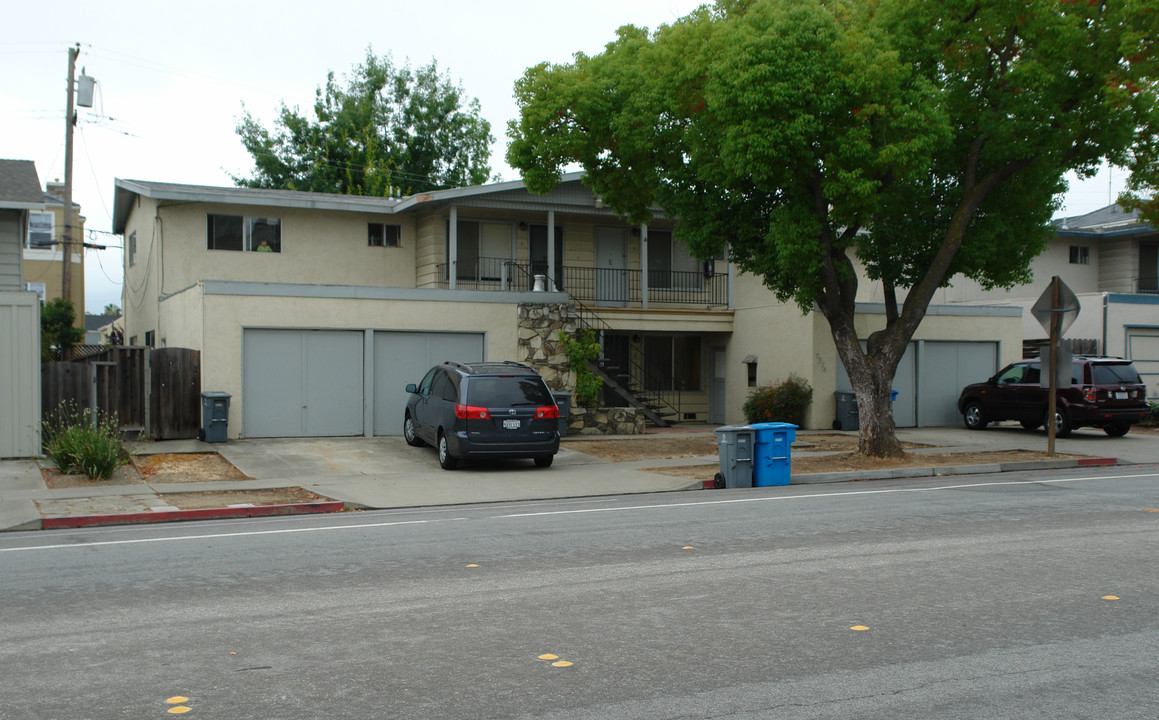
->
<box><xmin>1138</xmin><ymin>276</ymin><xmax>1158</xmax><ymax>294</ymax></box>
<box><xmin>436</xmin><ymin>258</ymin><xmax>729</xmax><ymax>308</ymax></box>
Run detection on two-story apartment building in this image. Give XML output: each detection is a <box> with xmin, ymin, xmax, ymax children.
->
<box><xmin>113</xmin><ymin>174</ymin><xmax>1022</xmax><ymax>439</ymax></box>
<box><xmin>898</xmin><ymin>204</ymin><xmax>1158</xmax><ymax>399</ymax></box>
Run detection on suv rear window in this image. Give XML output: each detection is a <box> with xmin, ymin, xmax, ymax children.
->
<box><xmin>467</xmin><ymin>377</ymin><xmax>553</xmax><ymax>407</ymax></box>
<box><xmin>1091</xmin><ymin>363</ymin><xmax>1142</xmax><ymax>385</ymax></box>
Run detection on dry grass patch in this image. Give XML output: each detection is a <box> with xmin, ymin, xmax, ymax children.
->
<box><xmin>159</xmin><ymin>487</ymin><xmax>327</xmax><ymax>510</ymax></box>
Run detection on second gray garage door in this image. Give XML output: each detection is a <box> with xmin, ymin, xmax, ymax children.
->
<box><xmin>373</xmin><ymin>331</ymin><xmax>484</xmax><ymax>435</ymax></box>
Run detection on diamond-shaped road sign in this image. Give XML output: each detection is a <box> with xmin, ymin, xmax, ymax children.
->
<box><xmin>1031</xmin><ymin>277</ymin><xmax>1080</xmax><ymax>337</ymax></box>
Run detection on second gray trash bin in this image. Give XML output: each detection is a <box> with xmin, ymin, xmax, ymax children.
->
<box><xmin>713</xmin><ymin>425</ymin><xmax>755</xmax><ymax>489</ymax></box>
<box><xmin>833</xmin><ymin>391</ymin><xmax>858</xmax><ymax>431</ymax></box>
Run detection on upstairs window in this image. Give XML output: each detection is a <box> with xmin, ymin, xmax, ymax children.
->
<box><xmin>128</xmin><ymin>231</ymin><xmax>137</xmax><ymax>266</ymax></box>
<box><xmin>369</xmin><ymin>223</ymin><xmax>401</xmax><ymax>247</ymax></box>
<box><xmin>207</xmin><ymin>214</ymin><xmax>281</xmax><ymax>252</ymax></box>
<box><xmin>1069</xmin><ymin>245</ymin><xmax>1089</xmax><ymax>265</ymax></box>
<box><xmin>27</xmin><ymin>211</ymin><xmax>54</xmax><ymax>248</ymax></box>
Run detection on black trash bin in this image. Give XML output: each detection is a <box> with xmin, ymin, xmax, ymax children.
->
<box><xmin>552</xmin><ymin>391</ymin><xmax>572</xmax><ymax>438</ymax></box>
<box><xmin>200</xmin><ymin>391</ymin><xmax>231</xmax><ymax>443</ymax></box>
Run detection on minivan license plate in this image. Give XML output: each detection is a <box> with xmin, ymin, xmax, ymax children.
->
<box><xmin>503</xmin><ymin>419</ymin><xmax>521</xmax><ymax>430</ymax></box>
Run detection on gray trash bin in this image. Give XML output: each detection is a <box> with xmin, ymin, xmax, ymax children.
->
<box><xmin>713</xmin><ymin>425</ymin><xmax>755</xmax><ymax>489</ymax></box>
<box><xmin>834</xmin><ymin>391</ymin><xmax>858</xmax><ymax>431</ymax></box>
<box><xmin>552</xmin><ymin>391</ymin><xmax>572</xmax><ymax>438</ymax></box>
<box><xmin>200</xmin><ymin>391</ymin><xmax>231</xmax><ymax>443</ymax></box>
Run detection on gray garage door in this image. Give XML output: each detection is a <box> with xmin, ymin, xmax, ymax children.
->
<box><xmin>243</xmin><ymin>329</ymin><xmax>365</xmax><ymax>438</ymax></box>
<box><xmin>373</xmin><ymin>331</ymin><xmax>484</xmax><ymax>435</ymax></box>
<box><xmin>837</xmin><ymin>340</ymin><xmax>997</xmax><ymax>428</ymax></box>
<box><xmin>918</xmin><ymin>341</ymin><xmax>998</xmax><ymax>426</ymax></box>
<box><xmin>1126</xmin><ymin>327</ymin><xmax>1159</xmax><ymax>400</ymax></box>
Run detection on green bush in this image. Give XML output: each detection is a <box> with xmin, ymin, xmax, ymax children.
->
<box><xmin>558</xmin><ymin>328</ymin><xmax>604</xmax><ymax>407</ymax></box>
<box><xmin>742</xmin><ymin>374</ymin><xmax>814</xmax><ymax>426</ymax></box>
<box><xmin>41</xmin><ymin>400</ymin><xmax>128</xmax><ymax>480</ymax></box>
<box><xmin>1146</xmin><ymin>401</ymin><xmax>1159</xmax><ymax>427</ymax></box>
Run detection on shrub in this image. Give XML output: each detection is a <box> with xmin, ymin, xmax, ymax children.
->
<box><xmin>41</xmin><ymin>400</ymin><xmax>128</xmax><ymax>480</ymax></box>
<box><xmin>1146</xmin><ymin>401</ymin><xmax>1159</xmax><ymax>427</ymax></box>
<box><xmin>558</xmin><ymin>327</ymin><xmax>603</xmax><ymax>407</ymax></box>
<box><xmin>742</xmin><ymin>374</ymin><xmax>814</xmax><ymax>426</ymax></box>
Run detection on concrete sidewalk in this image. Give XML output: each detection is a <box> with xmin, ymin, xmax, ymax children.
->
<box><xmin>2</xmin><ymin>425</ymin><xmax>1155</xmax><ymax>532</ymax></box>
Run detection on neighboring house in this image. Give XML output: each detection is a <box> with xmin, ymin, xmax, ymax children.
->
<box><xmin>912</xmin><ymin>204</ymin><xmax>1158</xmax><ymax>399</ymax></box>
<box><xmin>0</xmin><ymin>159</ymin><xmax>44</xmax><ymax>457</ymax></box>
<box><xmin>112</xmin><ymin>174</ymin><xmax>1021</xmax><ymax>439</ymax></box>
<box><xmin>21</xmin><ymin>179</ymin><xmax>86</xmax><ymax>317</ymax></box>
<box><xmin>84</xmin><ymin>313</ymin><xmax>122</xmax><ymax>345</ymax></box>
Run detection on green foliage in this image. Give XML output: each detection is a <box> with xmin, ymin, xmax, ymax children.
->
<box><xmin>508</xmin><ymin>0</ymin><xmax>1159</xmax><ymax>454</ymax></box>
<box><xmin>41</xmin><ymin>400</ymin><xmax>127</xmax><ymax>480</ymax></box>
<box><xmin>1145</xmin><ymin>401</ymin><xmax>1159</xmax><ymax>427</ymax></box>
<box><xmin>102</xmin><ymin>303</ymin><xmax>121</xmax><ymax>316</ymax></box>
<box><xmin>41</xmin><ymin>298</ymin><xmax>84</xmax><ymax>362</ymax></box>
<box><xmin>558</xmin><ymin>328</ymin><xmax>603</xmax><ymax>407</ymax></box>
<box><xmin>742</xmin><ymin>375</ymin><xmax>814</xmax><ymax>427</ymax></box>
<box><xmin>234</xmin><ymin>49</ymin><xmax>493</xmax><ymax>195</ymax></box>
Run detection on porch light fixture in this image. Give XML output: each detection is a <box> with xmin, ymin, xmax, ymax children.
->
<box><xmin>519</xmin><ymin>221</ymin><xmax>527</xmax><ymax>231</ymax></box>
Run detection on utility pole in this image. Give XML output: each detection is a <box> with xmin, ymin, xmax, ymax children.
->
<box><xmin>62</xmin><ymin>43</ymin><xmax>79</xmax><ymax>306</ymax></box>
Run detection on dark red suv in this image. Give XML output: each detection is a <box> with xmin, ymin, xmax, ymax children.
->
<box><xmin>958</xmin><ymin>356</ymin><xmax>1148</xmax><ymax>437</ymax></box>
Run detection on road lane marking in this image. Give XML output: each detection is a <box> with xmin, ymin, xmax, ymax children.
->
<box><xmin>0</xmin><ymin>519</ymin><xmax>436</xmax><ymax>553</ymax></box>
<box><xmin>495</xmin><ymin>472</ymin><xmax>1159</xmax><ymax>519</ymax></box>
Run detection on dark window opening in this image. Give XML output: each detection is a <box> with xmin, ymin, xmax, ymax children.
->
<box><xmin>207</xmin><ymin>214</ymin><xmax>281</xmax><ymax>252</ymax></box>
<box><xmin>369</xmin><ymin>223</ymin><xmax>401</xmax><ymax>247</ymax></box>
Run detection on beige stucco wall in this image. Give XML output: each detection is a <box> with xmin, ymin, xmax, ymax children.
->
<box><xmin>156</xmin><ymin>285</ymin><xmax>204</xmax><ymax>351</ymax></box>
<box><xmin>187</xmin><ymin>290</ymin><xmax>523</xmax><ymax>437</ymax></box>
<box><xmin>21</xmin><ymin>201</ymin><xmax>85</xmax><ymax>318</ymax></box>
<box><xmin>122</xmin><ymin>196</ymin><xmax>161</xmax><ymax>344</ymax></box>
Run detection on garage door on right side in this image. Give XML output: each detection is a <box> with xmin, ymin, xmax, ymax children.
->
<box><xmin>373</xmin><ymin>331</ymin><xmax>484</xmax><ymax>436</ymax></box>
<box><xmin>919</xmin><ymin>341</ymin><xmax>998</xmax><ymax>426</ymax></box>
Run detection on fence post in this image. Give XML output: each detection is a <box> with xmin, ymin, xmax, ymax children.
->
<box><xmin>143</xmin><ymin>347</ymin><xmax>153</xmax><ymax>438</ymax></box>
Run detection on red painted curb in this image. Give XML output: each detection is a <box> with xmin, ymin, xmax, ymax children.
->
<box><xmin>41</xmin><ymin>501</ymin><xmax>346</xmax><ymax>530</ymax></box>
<box><xmin>1076</xmin><ymin>457</ymin><xmax>1118</xmax><ymax>467</ymax></box>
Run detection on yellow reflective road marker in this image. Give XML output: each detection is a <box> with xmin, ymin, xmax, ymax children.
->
<box><xmin>538</xmin><ymin>654</ymin><xmax>558</xmax><ymax>660</ymax></box>
<box><xmin>168</xmin><ymin>707</ymin><xmax>192</xmax><ymax>715</ymax></box>
<box><xmin>552</xmin><ymin>661</ymin><xmax>574</xmax><ymax>667</ymax></box>
<box><xmin>850</xmin><ymin>625</ymin><xmax>870</xmax><ymax>631</ymax></box>
<box><xmin>1102</xmin><ymin>595</ymin><xmax>1120</xmax><ymax>600</ymax></box>
<box><xmin>166</xmin><ymin>697</ymin><xmax>189</xmax><ymax>705</ymax></box>
<box><xmin>466</xmin><ymin>564</ymin><xmax>479</xmax><ymax>568</ymax></box>
<box><xmin>682</xmin><ymin>546</ymin><xmax>695</xmax><ymax>550</ymax></box>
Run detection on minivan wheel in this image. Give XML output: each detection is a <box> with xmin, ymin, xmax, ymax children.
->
<box><xmin>1048</xmin><ymin>408</ymin><xmax>1073</xmax><ymax>438</ymax></box>
<box><xmin>963</xmin><ymin>401</ymin><xmax>988</xmax><ymax>430</ymax></box>
<box><xmin>403</xmin><ymin>412</ymin><xmax>425</xmax><ymax>447</ymax></box>
<box><xmin>437</xmin><ymin>432</ymin><xmax>458</xmax><ymax>470</ymax></box>
<box><xmin>1104</xmin><ymin>423</ymin><xmax>1131</xmax><ymax>437</ymax></box>
<box><xmin>534</xmin><ymin>455</ymin><xmax>554</xmax><ymax>468</ymax></box>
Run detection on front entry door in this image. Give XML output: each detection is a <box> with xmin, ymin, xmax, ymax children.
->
<box><xmin>709</xmin><ymin>347</ymin><xmax>726</xmax><ymax>425</ymax></box>
<box><xmin>594</xmin><ymin>227</ymin><xmax>628</xmax><ymax>307</ymax></box>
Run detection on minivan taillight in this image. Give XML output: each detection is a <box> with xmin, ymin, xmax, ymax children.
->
<box><xmin>1083</xmin><ymin>387</ymin><xmax>1097</xmax><ymax>403</ymax></box>
<box><xmin>455</xmin><ymin>404</ymin><xmax>490</xmax><ymax>420</ymax></box>
<box><xmin>534</xmin><ymin>405</ymin><xmax>560</xmax><ymax>419</ymax></box>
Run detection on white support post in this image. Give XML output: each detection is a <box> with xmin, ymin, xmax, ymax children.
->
<box><xmin>640</xmin><ymin>224</ymin><xmax>649</xmax><ymax>309</ymax></box>
<box><xmin>547</xmin><ymin>210</ymin><xmax>556</xmax><ymax>290</ymax></box>
<box><xmin>448</xmin><ymin>206</ymin><xmax>458</xmax><ymax>290</ymax></box>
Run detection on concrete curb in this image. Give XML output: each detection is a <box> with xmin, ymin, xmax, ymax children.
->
<box><xmin>39</xmin><ymin>500</ymin><xmax>346</xmax><ymax>530</ymax></box>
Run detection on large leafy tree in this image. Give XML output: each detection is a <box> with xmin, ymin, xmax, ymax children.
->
<box><xmin>235</xmin><ymin>51</ymin><xmax>493</xmax><ymax>195</ymax></box>
<box><xmin>507</xmin><ymin>0</ymin><xmax>1159</xmax><ymax>456</ymax></box>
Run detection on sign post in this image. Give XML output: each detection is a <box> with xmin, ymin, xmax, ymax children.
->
<box><xmin>1030</xmin><ymin>277</ymin><xmax>1080</xmax><ymax>455</ymax></box>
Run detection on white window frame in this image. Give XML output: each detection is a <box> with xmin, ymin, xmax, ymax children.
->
<box><xmin>27</xmin><ymin>211</ymin><xmax>54</xmax><ymax>249</ymax></box>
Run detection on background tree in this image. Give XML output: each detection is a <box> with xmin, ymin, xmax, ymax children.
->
<box><xmin>42</xmin><ymin>298</ymin><xmax>84</xmax><ymax>362</ymax></box>
<box><xmin>234</xmin><ymin>50</ymin><xmax>493</xmax><ymax>195</ymax></box>
<box><xmin>102</xmin><ymin>303</ymin><xmax>121</xmax><ymax>316</ymax></box>
<box><xmin>508</xmin><ymin>0</ymin><xmax>1159</xmax><ymax>456</ymax></box>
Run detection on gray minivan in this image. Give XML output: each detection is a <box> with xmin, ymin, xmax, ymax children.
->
<box><xmin>404</xmin><ymin>361</ymin><xmax>560</xmax><ymax>469</ymax></box>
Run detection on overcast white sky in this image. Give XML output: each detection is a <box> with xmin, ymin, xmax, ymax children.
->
<box><xmin>0</xmin><ymin>0</ymin><xmax>1128</xmax><ymax>315</ymax></box>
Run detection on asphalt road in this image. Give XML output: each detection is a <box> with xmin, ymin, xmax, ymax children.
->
<box><xmin>2</xmin><ymin>465</ymin><xmax>1158</xmax><ymax>719</ymax></box>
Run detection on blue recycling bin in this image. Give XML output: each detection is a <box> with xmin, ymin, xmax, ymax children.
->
<box><xmin>750</xmin><ymin>422</ymin><xmax>797</xmax><ymax>486</ymax></box>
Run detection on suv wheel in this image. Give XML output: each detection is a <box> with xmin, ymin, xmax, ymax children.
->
<box><xmin>1104</xmin><ymin>423</ymin><xmax>1131</xmax><ymax>437</ymax></box>
<box><xmin>437</xmin><ymin>431</ymin><xmax>458</xmax><ymax>470</ymax></box>
<box><xmin>403</xmin><ymin>412</ymin><xmax>425</xmax><ymax>447</ymax></box>
<box><xmin>963</xmin><ymin>401</ymin><xmax>988</xmax><ymax>430</ymax></box>
<box><xmin>534</xmin><ymin>455</ymin><xmax>554</xmax><ymax>468</ymax></box>
<box><xmin>1048</xmin><ymin>408</ymin><xmax>1073</xmax><ymax>438</ymax></box>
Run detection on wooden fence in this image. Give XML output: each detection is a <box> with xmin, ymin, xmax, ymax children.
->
<box><xmin>41</xmin><ymin>347</ymin><xmax>202</xmax><ymax>440</ymax></box>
